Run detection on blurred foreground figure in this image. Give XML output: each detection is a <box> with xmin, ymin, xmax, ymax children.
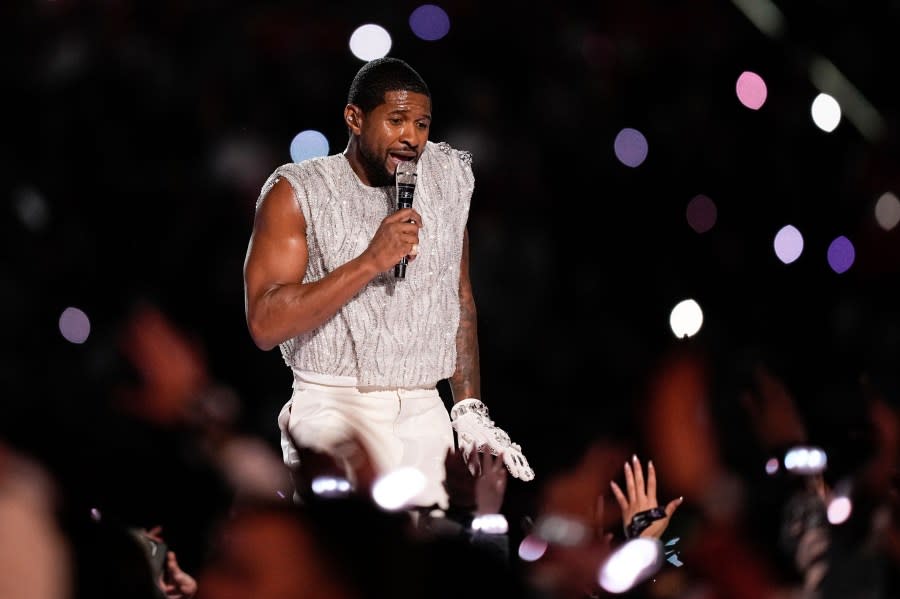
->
<box><xmin>243</xmin><ymin>56</ymin><xmax>532</xmax><ymax>511</ymax></box>
<box><xmin>0</xmin><ymin>443</ymin><xmax>71</xmax><ymax>599</ymax></box>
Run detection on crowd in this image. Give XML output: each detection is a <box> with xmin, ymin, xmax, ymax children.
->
<box><xmin>3</xmin><ymin>297</ymin><xmax>899</xmax><ymax>599</ymax></box>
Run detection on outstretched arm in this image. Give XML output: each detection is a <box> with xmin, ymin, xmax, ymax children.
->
<box><xmin>446</xmin><ymin>228</ymin><xmax>534</xmax><ymax>481</ymax></box>
<box><xmin>243</xmin><ymin>177</ymin><xmax>422</xmax><ymax>350</ymax></box>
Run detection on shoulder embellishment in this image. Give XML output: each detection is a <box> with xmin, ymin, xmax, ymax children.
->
<box><xmin>435</xmin><ymin>141</ymin><xmax>473</xmax><ymax>167</ymax></box>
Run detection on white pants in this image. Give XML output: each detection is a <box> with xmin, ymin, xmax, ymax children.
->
<box><xmin>277</xmin><ymin>370</ymin><xmax>454</xmax><ymax>509</ymax></box>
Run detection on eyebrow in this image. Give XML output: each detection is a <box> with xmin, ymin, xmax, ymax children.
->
<box><xmin>387</xmin><ymin>108</ymin><xmax>432</xmax><ymax>120</ymax></box>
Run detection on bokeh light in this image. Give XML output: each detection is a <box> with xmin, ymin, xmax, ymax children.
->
<box><xmin>349</xmin><ymin>24</ymin><xmax>392</xmax><ymax>61</ymax></box>
<box><xmin>13</xmin><ymin>185</ymin><xmax>50</xmax><ymax>232</ymax></box>
<box><xmin>371</xmin><ymin>466</ymin><xmax>426</xmax><ymax>510</ymax></box>
<box><xmin>783</xmin><ymin>446</ymin><xmax>827</xmax><ymax>475</ymax></box>
<box><xmin>471</xmin><ymin>513</ymin><xmax>508</xmax><ymax>534</ymax></box>
<box><xmin>827</xmin><ymin>495</ymin><xmax>853</xmax><ymax>525</ymax></box>
<box><xmin>290</xmin><ymin>130</ymin><xmax>330</xmax><ymax>162</ymax></box>
<box><xmin>311</xmin><ymin>476</ymin><xmax>352</xmax><ymax>498</ymax></box>
<box><xmin>613</xmin><ymin>128</ymin><xmax>648</xmax><ymax>168</ymax></box>
<box><xmin>533</xmin><ymin>514</ymin><xmax>589</xmax><ymax>547</ymax></box>
<box><xmin>409</xmin><ymin>4</ymin><xmax>450</xmax><ymax>41</ymax></box>
<box><xmin>765</xmin><ymin>457</ymin><xmax>780</xmax><ymax>475</ymax></box>
<box><xmin>773</xmin><ymin>224</ymin><xmax>804</xmax><ymax>264</ymax></box>
<box><xmin>598</xmin><ymin>537</ymin><xmax>663</xmax><ymax>594</ymax></box>
<box><xmin>669</xmin><ymin>299</ymin><xmax>703</xmax><ymax>339</ymax></box>
<box><xmin>686</xmin><ymin>194</ymin><xmax>717</xmax><ymax>233</ymax></box>
<box><xmin>517</xmin><ymin>534</ymin><xmax>548</xmax><ymax>562</ymax></box>
<box><xmin>827</xmin><ymin>235</ymin><xmax>855</xmax><ymax>274</ymax></box>
<box><xmin>735</xmin><ymin>70</ymin><xmax>767</xmax><ymax>110</ymax></box>
<box><xmin>59</xmin><ymin>306</ymin><xmax>90</xmax><ymax>344</ymax></box>
<box><xmin>874</xmin><ymin>191</ymin><xmax>900</xmax><ymax>231</ymax></box>
<box><xmin>811</xmin><ymin>93</ymin><xmax>841</xmax><ymax>132</ymax></box>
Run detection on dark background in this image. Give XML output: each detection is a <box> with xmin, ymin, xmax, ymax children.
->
<box><xmin>3</xmin><ymin>0</ymin><xmax>899</xmax><ymax>573</ymax></box>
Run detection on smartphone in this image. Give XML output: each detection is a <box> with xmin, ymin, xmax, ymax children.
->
<box><xmin>130</xmin><ymin>529</ymin><xmax>168</xmax><ymax>580</ymax></box>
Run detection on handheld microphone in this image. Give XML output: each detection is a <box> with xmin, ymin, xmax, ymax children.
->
<box><xmin>394</xmin><ymin>160</ymin><xmax>418</xmax><ymax>279</ymax></box>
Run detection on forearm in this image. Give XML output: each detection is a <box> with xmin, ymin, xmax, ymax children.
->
<box><xmin>450</xmin><ymin>229</ymin><xmax>480</xmax><ymax>402</ymax></box>
<box><xmin>247</xmin><ymin>255</ymin><xmax>379</xmax><ymax>350</ymax></box>
<box><xmin>449</xmin><ymin>287</ymin><xmax>480</xmax><ymax>402</ymax></box>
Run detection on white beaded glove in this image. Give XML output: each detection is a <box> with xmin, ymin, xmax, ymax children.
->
<box><xmin>450</xmin><ymin>398</ymin><xmax>534</xmax><ymax>481</ymax></box>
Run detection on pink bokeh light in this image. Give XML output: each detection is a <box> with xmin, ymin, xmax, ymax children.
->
<box><xmin>736</xmin><ymin>71</ymin><xmax>767</xmax><ymax>110</ymax></box>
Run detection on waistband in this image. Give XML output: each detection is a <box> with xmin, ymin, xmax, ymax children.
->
<box><xmin>290</xmin><ymin>368</ymin><xmax>437</xmax><ymax>392</ymax></box>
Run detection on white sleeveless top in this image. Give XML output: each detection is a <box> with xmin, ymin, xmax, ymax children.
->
<box><xmin>256</xmin><ymin>140</ymin><xmax>474</xmax><ymax>387</ymax></box>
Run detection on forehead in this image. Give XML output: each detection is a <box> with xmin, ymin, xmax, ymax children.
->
<box><xmin>376</xmin><ymin>90</ymin><xmax>431</xmax><ymax>116</ymax></box>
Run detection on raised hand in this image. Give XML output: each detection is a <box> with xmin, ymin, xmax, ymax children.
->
<box><xmin>442</xmin><ymin>448</ymin><xmax>508</xmax><ymax>515</ymax></box>
<box><xmin>610</xmin><ymin>454</ymin><xmax>683</xmax><ymax>539</ymax></box>
<box><xmin>161</xmin><ymin>551</ymin><xmax>198</xmax><ymax>599</ymax></box>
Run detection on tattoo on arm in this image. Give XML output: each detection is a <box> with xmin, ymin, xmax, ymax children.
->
<box><xmin>450</xmin><ymin>230</ymin><xmax>480</xmax><ymax>402</ymax></box>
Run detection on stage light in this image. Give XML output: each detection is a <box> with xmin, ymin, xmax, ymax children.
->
<box><xmin>349</xmin><ymin>24</ymin><xmax>392</xmax><ymax>61</ymax></box>
<box><xmin>875</xmin><ymin>192</ymin><xmax>900</xmax><ymax>231</ymax></box>
<box><xmin>669</xmin><ymin>299</ymin><xmax>703</xmax><ymax>339</ymax></box>
<box><xmin>811</xmin><ymin>93</ymin><xmax>841</xmax><ymax>132</ymax></box>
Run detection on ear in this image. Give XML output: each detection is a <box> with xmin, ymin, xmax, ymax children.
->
<box><xmin>344</xmin><ymin>104</ymin><xmax>363</xmax><ymax>133</ymax></box>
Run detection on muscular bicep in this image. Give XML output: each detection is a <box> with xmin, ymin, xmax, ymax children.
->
<box><xmin>243</xmin><ymin>178</ymin><xmax>309</xmax><ymax>316</ymax></box>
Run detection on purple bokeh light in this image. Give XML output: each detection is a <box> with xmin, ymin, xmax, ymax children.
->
<box><xmin>59</xmin><ymin>306</ymin><xmax>90</xmax><ymax>344</ymax></box>
<box><xmin>613</xmin><ymin>128</ymin><xmax>648</xmax><ymax>168</ymax></box>
<box><xmin>827</xmin><ymin>236</ymin><xmax>855</xmax><ymax>274</ymax></box>
<box><xmin>409</xmin><ymin>4</ymin><xmax>450</xmax><ymax>41</ymax></box>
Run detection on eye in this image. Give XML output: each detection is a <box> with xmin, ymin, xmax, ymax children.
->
<box><xmin>389</xmin><ymin>118</ymin><xmax>402</xmax><ymax>126</ymax></box>
<box><xmin>416</xmin><ymin>121</ymin><xmax>430</xmax><ymax>130</ymax></box>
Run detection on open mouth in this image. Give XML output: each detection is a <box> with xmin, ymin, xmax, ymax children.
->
<box><xmin>389</xmin><ymin>152</ymin><xmax>416</xmax><ymax>168</ymax></box>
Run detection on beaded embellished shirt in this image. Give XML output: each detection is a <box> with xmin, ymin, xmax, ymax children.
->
<box><xmin>256</xmin><ymin>140</ymin><xmax>474</xmax><ymax>388</ymax></box>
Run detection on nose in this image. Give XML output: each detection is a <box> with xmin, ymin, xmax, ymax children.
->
<box><xmin>399</xmin><ymin>125</ymin><xmax>424</xmax><ymax>149</ymax></box>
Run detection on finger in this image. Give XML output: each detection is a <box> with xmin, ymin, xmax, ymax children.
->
<box><xmin>390</xmin><ymin>207</ymin><xmax>421</xmax><ymax>223</ymax></box>
<box><xmin>646</xmin><ymin>459</ymin><xmax>657</xmax><ymax>502</ymax></box>
<box><xmin>479</xmin><ymin>451</ymin><xmax>493</xmax><ymax>476</ymax></box>
<box><xmin>664</xmin><ymin>496</ymin><xmax>684</xmax><ymax>517</ymax></box>
<box><xmin>631</xmin><ymin>455</ymin><xmax>646</xmax><ymax>500</ymax></box>
<box><xmin>624</xmin><ymin>461</ymin><xmax>636</xmax><ymax>503</ymax></box>
<box><xmin>393</xmin><ymin>209</ymin><xmax>424</xmax><ymax>228</ymax></box>
<box><xmin>609</xmin><ymin>480</ymin><xmax>628</xmax><ymax>511</ymax></box>
<box><xmin>467</xmin><ymin>447</ymin><xmax>481</xmax><ymax>476</ymax></box>
<box><xmin>492</xmin><ymin>452</ymin><xmax>506</xmax><ymax>473</ymax></box>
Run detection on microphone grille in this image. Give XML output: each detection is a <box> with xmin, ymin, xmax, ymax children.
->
<box><xmin>396</xmin><ymin>160</ymin><xmax>417</xmax><ymax>176</ymax></box>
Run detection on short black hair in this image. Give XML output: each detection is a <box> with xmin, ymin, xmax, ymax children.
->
<box><xmin>346</xmin><ymin>57</ymin><xmax>430</xmax><ymax>114</ymax></box>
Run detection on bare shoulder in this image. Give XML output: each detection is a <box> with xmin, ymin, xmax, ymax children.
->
<box><xmin>252</xmin><ymin>176</ymin><xmax>305</xmax><ymax>239</ymax></box>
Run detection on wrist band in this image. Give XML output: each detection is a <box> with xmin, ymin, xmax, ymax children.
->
<box><xmin>471</xmin><ymin>513</ymin><xmax>509</xmax><ymax>535</ymax></box>
<box><xmin>625</xmin><ymin>507</ymin><xmax>667</xmax><ymax>539</ymax></box>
